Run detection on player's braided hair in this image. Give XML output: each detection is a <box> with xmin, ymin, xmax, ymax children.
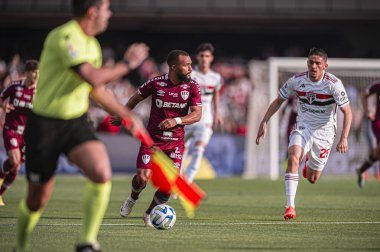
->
<box><xmin>308</xmin><ymin>47</ymin><xmax>328</xmax><ymax>61</ymax></box>
<box><xmin>25</xmin><ymin>60</ymin><xmax>39</xmax><ymax>71</ymax></box>
<box><xmin>72</xmin><ymin>0</ymin><xmax>102</xmax><ymax>18</ymax></box>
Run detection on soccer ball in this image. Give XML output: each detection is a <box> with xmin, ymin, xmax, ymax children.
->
<box><xmin>150</xmin><ymin>204</ymin><xmax>176</xmax><ymax>230</ymax></box>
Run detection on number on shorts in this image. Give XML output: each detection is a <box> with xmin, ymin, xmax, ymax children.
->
<box><xmin>320</xmin><ymin>148</ymin><xmax>330</xmax><ymax>158</ymax></box>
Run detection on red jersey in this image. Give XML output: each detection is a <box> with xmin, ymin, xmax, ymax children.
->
<box><xmin>366</xmin><ymin>81</ymin><xmax>380</xmax><ymax>122</ymax></box>
<box><xmin>138</xmin><ymin>74</ymin><xmax>202</xmax><ymax>147</ymax></box>
<box><xmin>1</xmin><ymin>80</ymin><xmax>36</xmax><ymax>134</ymax></box>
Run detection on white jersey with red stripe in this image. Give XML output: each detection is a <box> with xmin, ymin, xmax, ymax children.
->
<box><xmin>279</xmin><ymin>71</ymin><xmax>349</xmax><ymax>133</ymax></box>
<box><xmin>190</xmin><ymin>67</ymin><xmax>222</xmax><ymax>126</ymax></box>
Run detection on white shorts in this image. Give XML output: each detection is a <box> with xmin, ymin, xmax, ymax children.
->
<box><xmin>289</xmin><ymin>124</ymin><xmax>335</xmax><ymax>171</ymax></box>
<box><xmin>184</xmin><ymin>123</ymin><xmax>213</xmax><ymax>147</ymax></box>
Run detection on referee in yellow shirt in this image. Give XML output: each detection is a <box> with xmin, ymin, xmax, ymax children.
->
<box><xmin>15</xmin><ymin>0</ymin><xmax>149</xmax><ymax>251</ymax></box>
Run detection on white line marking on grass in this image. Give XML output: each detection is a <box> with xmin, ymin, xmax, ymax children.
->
<box><xmin>1</xmin><ymin>221</ymin><xmax>380</xmax><ymax>227</ymax></box>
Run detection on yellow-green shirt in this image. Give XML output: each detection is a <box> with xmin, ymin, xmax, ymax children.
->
<box><xmin>33</xmin><ymin>19</ymin><xmax>102</xmax><ymax>119</ymax></box>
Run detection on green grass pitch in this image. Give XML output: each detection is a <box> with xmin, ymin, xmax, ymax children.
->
<box><xmin>1</xmin><ymin>175</ymin><xmax>380</xmax><ymax>251</ymax></box>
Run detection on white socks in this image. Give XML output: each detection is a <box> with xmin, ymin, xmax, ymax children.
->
<box><xmin>285</xmin><ymin>173</ymin><xmax>299</xmax><ymax>208</ymax></box>
<box><xmin>185</xmin><ymin>146</ymin><xmax>205</xmax><ymax>183</ymax></box>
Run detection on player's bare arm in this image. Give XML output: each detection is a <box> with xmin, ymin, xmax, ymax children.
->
<box><xmin>256</xmin><ymin>95</ymin><xmax>286</xmax><ymax>145</ymax></box>
<box><xmin>73</xmin><ymin>43</ymin><xmax>149</xmax><ymax>87</ymax></box>
<box><xmin>0</xmin><ymin>98</ymin><xmax>14</xmax><ymax>113</ymax></box>
<box><xmin>336</xmin><ymin>104</ymin><xmax>352</xmax><ymax>153</ymax></box>
<box><xmin>91</xmin><ymin>86</ymin><xmax>148</xmax><ymax>138</ymax></box>
<box><xmin>158</xmin><ymin>105</ymin><xmax>202</xmax><ymax>130</ymax></box>
<box><xmin>212</xmin><ymin>90</ymin><xmax>223</xmax><ymax>126</ymax></box>
<box><xmin>110</xmin><ymin>92</ymin><xmax>145</xmax><ymax>126</ymax></box>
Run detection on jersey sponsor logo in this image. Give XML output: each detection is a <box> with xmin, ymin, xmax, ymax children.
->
<box><xmin>157</xmin><ymin>90</ymin><xmax>165</xmax><ymax>96</ymax></box>
<box><xmin>142</xmin><ymin>154</ymin><xmax>150</xmax><ymax>164</ymax></box>
<box><xmin>10</xmin><ymin>138</ymin><xmax>18</xmax><ymax>147</ymax></box>
<box><xmin>181</xmin><ymin>90</ymin><xmax>189</xmax><ymax>100</ymax></box>
<box><xmin>155</xmin><ymin>99</ymin><xmax>187</xmax><ymax>109</ymax></box>
<box><xmin>300</xmin><ymin>83</ymin><xmax>305</xmax><ymax>88</ymax></box>
<box><xmin>306</xmin><ymin>93</ymin><xmax>316</xmax><ymax>104</ymax></box>
<box><xmin>163</xmin><ymin>131</ymin><xmax>173</xmax><ymax>138</ymax></box>
<box><xmin>16</xmin><ymin>91</ymin><xmax>22</xmax><ymax>97</ymax></box>
<box><xmin>13</xmin><ymin>99</ymin><xmax>33</xmax><ymax>109</ymax></box>
<box><xmin>24</xmin><ymin>94</ymin><xmax>31</xmax><ymax>100</ymax></box>
<box><xmin>170</xmin><ymin>152</ymin><xmax>182</xmax><ymax>159</ymax></box>
<box><xmin>300</xmin><ymin>104</ymin><xmax>326</xmax><ymax>114</ymax></box>
<box><xmin>161</xmin><ymin>131</ymin><xmax>178</xmax><ymax>141</ymax></box>
<box><xmin>67</xmin><ymin>43</ymin><xmax>79</xmax><ymax>59</ymax></box>
<box><xmin>16</xmin><ymin>87</ymin><xmax>23</xmax><ymax>91</ymax></box>
<box><xmin>169</xmin><ymin>92</ymin><xmax>178</xmax><ymax>97</ymax></box>
<box><xmin>157</xmin><ymin>81</ymin><xmax>167</xmax><ymax>87</ymax></box>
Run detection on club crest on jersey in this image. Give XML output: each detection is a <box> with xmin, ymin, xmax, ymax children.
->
<box><xmin>16</xmin><ymin>91</ymin><xmax>22</xmax><ymax>97</ymax></box>
<box><xmin>142</xmin><ymin>154</ymin><xmax>150</xmax><ymax>164</ymax></box>
<box><xmin>181</xmin><ymin>90</ymin><xmax>189</xmax><ymax>100</ymax></box>
<box><xmin>306</xmin><ymin>93</ymin><xmax>316</xmax><ymax>104</ymax></box>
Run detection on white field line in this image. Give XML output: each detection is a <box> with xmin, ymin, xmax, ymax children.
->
<box><xmin>1</xmin><ymin>221</ymin><xmax>380</xmax><ymax>227</ymax></box>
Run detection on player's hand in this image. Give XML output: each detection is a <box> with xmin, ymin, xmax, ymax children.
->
<box><xmin>110</xmin><ymin>116</ymin><xmax>122</xmax><ymax>126</ymax></box>
<box><xmin>336</xmin><ymin>137</ymin><xmax>348</xmax><ymax>153</ymax></box>
<box><xmin>256</xmin><ymin>121</ymin><xmax>267</xmax><ymax>145</ymax></box>
<box><xmin>124</xmin><ymin>43</ymin><xmax>149</xmax><ymax>70</ymax></box>
<box><xmin>158</xmin><ymin>118</ymin><xmax>177</xmax><ymax>130</ymax></box>
<box><xmin>4</xmin><ymin>103</ymin><xmax>15</xmax><ymax>113</ymax></box>
<box><xmin>367</xmin><ymin>112</ymin><xmax>376</xmax><ymax>121</ymax></box>
<box><xmin>213</xmin><ymin>113</ymin><xmax>224</xmax><ymax>126</ymax></box>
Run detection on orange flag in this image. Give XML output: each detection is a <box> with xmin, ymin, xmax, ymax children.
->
<box><xmin>122</xmin><ymin>118</ymin><xmax>206</xmax><ymax>217</ymax></box>
<box><xmin>150</xmin><ymin>149</ymin><xmax>206</xmax><ymax>218</ymax></box>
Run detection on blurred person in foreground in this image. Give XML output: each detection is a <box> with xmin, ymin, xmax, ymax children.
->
<box><xmin>0</xmin><ymin>60</ymin><xmax>39</xmax><ymax>206</ymax></box>
<box><xmin>356</xmin><ymin>81</ymin><xmax>380</xmax><ymax>188</ymax></box>
<box><xmin>256</xmin><ymin>48</ymin><xmax>352</xmax><ymax>220</ymax></box>
<box><xmin>112</xmin><ymin>50</ymin><xmax>202</xmax><ymax>226</ymax></box>
<box><xmin>181</xmin><ymin>43</ymin><xmax>223</xmax><ymax>183</ymax></box>
<box><xmin>15</xmin><ymin>0</ymin><xmax>149</xmax><ymax>251</ymax></box>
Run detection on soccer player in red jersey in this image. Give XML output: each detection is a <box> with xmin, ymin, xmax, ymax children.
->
<box><xmin>0</xmin><ymin>60</ymin><xmax>39</xmax><ymax>206</ymax></box>
<box><xmin>356</xmin><ymin>81</ymin><xmax>380</xmax><ymax>188</ymax></box>
<box><xmin>112</xmin><ymin>50</ymin><xmax>202</xmax><ymax>226</ymax></box>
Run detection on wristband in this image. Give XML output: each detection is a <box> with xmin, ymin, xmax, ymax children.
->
<box><xmin>174</xmin><ymin>117</ymin><xmax>182</xmax><ymax>125</ymax></box>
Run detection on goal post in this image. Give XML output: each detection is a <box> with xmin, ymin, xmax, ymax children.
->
<box><xmin>244</xmin><ymin>57</ymin><xmax>380</xmax><ymax>180</ymax></box>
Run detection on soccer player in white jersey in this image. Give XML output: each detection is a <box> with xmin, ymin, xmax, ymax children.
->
<box><xmin>256</xmin><ymin>48</ymin><xmax>352</xmax><ymax>220</ymax></box>
<box><xmin>181</xmin><ymin>43</ymin><xmax>223</xmax><ymax>183</ymax></box>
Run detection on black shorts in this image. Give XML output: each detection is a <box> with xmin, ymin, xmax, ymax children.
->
<box><xmin>25</xmin><ymin>112</ymin><xmax>98</xmax><ymax>184</ymax></box>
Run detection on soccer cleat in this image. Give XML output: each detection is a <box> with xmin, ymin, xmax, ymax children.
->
<box><xmin>302</xmin><ymin>165</ymin><xmax>307</xmax><ymax>179</ymax></box>
<box><xmin>143</xmin><ymin>212</ymin><xmax>154</xmax><ymax>228</ymax></box>
<box><xmin>356</xmin><ymin>168</ymin><xmax>365</xmax><ymax>188</ymax></box>
<box><xmin>75</xmin><ymin>242</ymin><xmax>101</xmax><ymax>252</ymax></box>
<box><xmin>284</xmin><ymin>206</ymin><xmax>296</xmax><ymax>220</ymax></box>
<box><xmin>0</xmin><ymin>196</ymin><xmax>4</xmax><ymax>206</ymax></box>
<box><xmin>302</xmin><ymin>155</ymin><xmax>309</xmax><ymax>178</ymax></box>
<box><xmin>120</xmin><ymin>196</ymin><xmax>136</xmax><ymax>217</ymax></box>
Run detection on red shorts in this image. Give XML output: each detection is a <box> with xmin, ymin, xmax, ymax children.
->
<box><xmin>3</xmin><ymin>129</ymin><xmax>25</xmax><ymax>162</ymax></box>
<box><xmin>136</xmin><ymin>143</ymin><xmax>184</xmax><ymax>170</ymax></box>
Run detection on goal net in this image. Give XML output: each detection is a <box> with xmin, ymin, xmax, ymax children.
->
<box><xmin>244</xmin><ymin>57</ymin><xmax>380</xmax><ymax>180</ymax></box>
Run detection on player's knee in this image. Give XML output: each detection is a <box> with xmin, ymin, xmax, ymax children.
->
<box><xmin>27</xmin><ymin>196</ymin><xmax>47</xmax><ymax>211</ymax></box>
<box><xmin>287</xmin><ymin>155</ymin><xmax>299</xmax><ymax>169</ymax></box>
<box><xmin>136</xmin><ymin>170</ymin><xmax>150</xmax><ymax>184</ymax></box>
